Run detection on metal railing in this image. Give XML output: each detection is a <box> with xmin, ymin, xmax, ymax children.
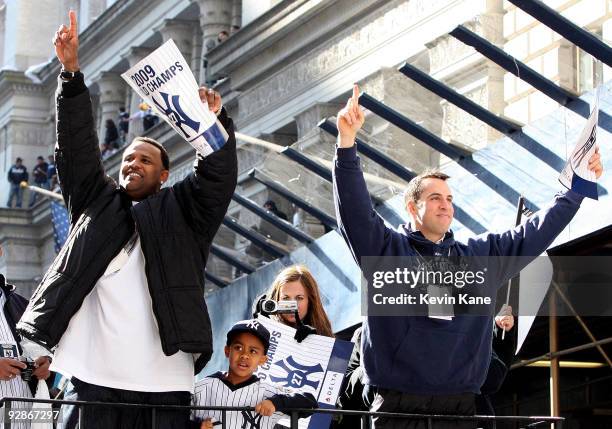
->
<box><xmin>0</xmin><ymin>396</ymin><xmax>565</xmax><ymax>429</ymax></box>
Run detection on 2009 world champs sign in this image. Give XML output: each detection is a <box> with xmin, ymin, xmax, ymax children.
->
<box><xmin>121</xmin><ymin>39</ymin><xmax>228</xmax><ymax>156</ymax></box>
<box><xmin>255</xmin><ymin>318</ymin><xmax>353</xmax><ymax>429</ymax></box>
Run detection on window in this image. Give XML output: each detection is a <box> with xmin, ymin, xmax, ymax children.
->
<box><xmin>576</xmin><ymin>29</ymin><xmax>604</xmax><ymax>93</ymax></box>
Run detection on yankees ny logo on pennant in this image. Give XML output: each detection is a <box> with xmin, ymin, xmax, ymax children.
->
<box><xmin>153</xmin><ymin>92</ymin><xmax>200</xmax><ymax>139</ymax></box>
<box><xmin>270</xmin><ymin>356</ymin><xmax>323</xmax><ymax>390</ymax></box>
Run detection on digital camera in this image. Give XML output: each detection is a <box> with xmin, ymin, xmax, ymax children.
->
<box><xmin>19</xmin><ymin>358</ymin><xmax>36</xmax><ymax>382</ymax></box>
<box><xmin>260</xmin><ymin>299</ymin><xmax>298</xmax><ymax>315</ymax></box>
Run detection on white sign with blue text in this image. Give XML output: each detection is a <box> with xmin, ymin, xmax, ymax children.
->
<box><xmin>255</xmin><ymin>318</ymin><xmax>353</xmax><ymax>429</ymax></box>
<box><xmin>559</xmin><ymin>98</ymin><xmax>599</xmax><ymax>199</ymax></box>
<box><xmin>121</xmin><ymin>39</ymin><xmax>228</xmax><ymax>157</ymax></box>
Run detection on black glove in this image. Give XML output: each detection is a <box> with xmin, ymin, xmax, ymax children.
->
<box><xmin>293</xmin><ymin>311</ymin><xmax>317</xmax><ymax>343</ymax></box>
<box><xmin>252</xmin><ymin>293</ymin><xmax>269</xmax><ymax>319</ymax></box>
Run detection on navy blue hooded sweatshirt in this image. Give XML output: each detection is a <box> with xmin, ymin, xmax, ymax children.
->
<box><xmin>333</xmin><ymin>145</ymin><xmax>583</xmax><ymax>395</ymax></box>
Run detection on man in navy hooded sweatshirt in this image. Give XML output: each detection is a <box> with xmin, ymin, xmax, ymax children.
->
<box><xmin>332</xmin><ymin>85</ymin><xmax>603</xmax><ymax>428</ymax></box>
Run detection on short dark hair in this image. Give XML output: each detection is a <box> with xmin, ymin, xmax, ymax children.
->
<box><xmin>16</xmin><ymin>157</ymin><xmax>22</xmax><ymax>162</ymax></box>
<box><xmin>404</xmin><ymin>169</ymin><xmax>450</xmax><ymax>204</ymax></box>
<box><xmin>37</xmin><ymin>156</ymin><xmax>44</xmax><ymax>161</ymax></box>
<box><xmin>129</xmin><ymin>137</ymin><xmax>170</xmax><ymax>170</ymax></box>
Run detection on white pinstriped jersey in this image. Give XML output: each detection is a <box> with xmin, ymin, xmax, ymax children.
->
<box><xmin>192</xmin><ymin>372</ymin><xmax>307</xmax><ymax>429</ymax></box>
<box><xmin>0</xmin><ymin>291</ymin><xmax>33</xmax><ymax>429</ymax></box>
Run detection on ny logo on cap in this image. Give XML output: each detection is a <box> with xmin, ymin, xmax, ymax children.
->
<box><xmin>246</xmin><ymin>320</ymin><xmax>261</xmax><ymax>330</ymax></box>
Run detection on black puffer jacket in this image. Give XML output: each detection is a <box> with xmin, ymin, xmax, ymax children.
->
<box><xmin>17</xmin><ymin>76</ymin><xmax>237</xmax><ymax>374</ymax></box>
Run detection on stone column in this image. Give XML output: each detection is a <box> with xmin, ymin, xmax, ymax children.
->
<box><xmin>3</xmin><ymin>0</ymin><xmax>62</xmax><ymax>70</ymax></box>
<box><xmin>60</xmin><ymin>0</ymin><xmax>79</xmax><ymax>20</ymax></box>
<box><xmin>295</xmin><ymin>102</ymin><xmax>342</xmax><ymax>141</ymax></box>
<box><xmin>191</xmin><ymin>27</ymin><xmax>203</xmax><ymax>79</ymax></box>
<box><xmin>361</xmin><ymin>67</ymin><xmax>441</xmax><ymax>173</ymax></box>
<box><xmin>558</xmin><ymin>39</ymin><xmax>576</xmax><ymax>93</ymax></box>
<box><xmin>80</xmin><ymin>0</ymin><xmax>106</xmax><ymax>30</ymax></box>
<box><xmin>231</xmin><ymin>0</ymin><xmax>242</xmax><ymax>30</ymax></box>
<box><xmin>97</xmin><ymin>72</ymin><xmax>125</xmax><ymax>144</ymax></box>
<box><xmin>482</xmin><ymin>0</ymin><xmax>505</xmax><ymax>143</ymax></box>
<box><xmin>191</xmin><ymin>0</ymin><xmax>233</xmax><ymax>83</ymax></box>
<box><xmin>0</xmin><ymin>5</ymin><xmax>6</xmax><ymax>67</ymax></box>
<box><xmin>121</xmin><ymin>47</ymin><xmax>152</xmax><ymax>142</ymax></box>
<box><xmin>604</xmin><ymin>20</ymin><xmax>612</xmax><ymax>83</ymax></box>
<box><xmin>427</xmin><ymin>15</ymin><xmax>502</xmax><ymax>149</ymax></box>
<box><xmin>155</xmin><ymin>19</ymin><xmax>197</xmax><ymax>66</ymax></box>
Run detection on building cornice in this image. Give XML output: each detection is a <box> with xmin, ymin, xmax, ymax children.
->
<box><xmin>36</xmin><ymin>0</ymin><xmax>192</xmax><ymax>86</ymax></box>
<box><xmin>37</xmin><ymin>0</ymin><xmax>133</xmax><ymax>83</ymax></box>
<box><xmin>206</xmin><ymin>0</ymin><xmax>391</xmax><ymax>89</ymax></box>
<box><xmin>0</xmin><ymin>70</ymin><xmax>46</xmax><ymax>103</ymax></box>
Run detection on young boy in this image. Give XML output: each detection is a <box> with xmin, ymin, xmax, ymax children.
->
<box><xmin>192</xmin><ymin>319</ymin><xmax>317</xmax><ymax>429</ymax></box>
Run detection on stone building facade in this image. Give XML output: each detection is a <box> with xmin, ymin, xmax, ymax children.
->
<box><xmin>0</xmin><ymin>0</ymin><xmax>609</xmax><ymax>294</ymax></box>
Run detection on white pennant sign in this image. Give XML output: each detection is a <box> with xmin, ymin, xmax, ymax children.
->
<box><xmin>559</xmin><ymin>98</ymin><xmax>599</xmax><ymax>199</ymax></box>
<box><xmin>121</xmin><ymin>39</ymin><xmax>228</xmax><ymax>156</ymax></box>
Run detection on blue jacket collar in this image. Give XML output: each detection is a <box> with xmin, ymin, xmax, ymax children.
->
<box><xmin>400</xmin><ymin>224</ymin><xmax>456</xmax><ymax>248</ymax></box>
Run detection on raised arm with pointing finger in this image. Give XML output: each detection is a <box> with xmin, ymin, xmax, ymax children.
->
<box><xmin>332</xmin><ymin>84</ymin><xmax>603</xmax><ymax>428</ymax></box>
<box><xmin>17</xmin><ymin>10</ymin><xmax>237</xmax><ymax>429</ymax></box>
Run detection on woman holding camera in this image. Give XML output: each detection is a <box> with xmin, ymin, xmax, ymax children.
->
<box><xmin>262</xmin><ymin>265</ymin><xmax>334</xmax><ymax>340</ymax></box>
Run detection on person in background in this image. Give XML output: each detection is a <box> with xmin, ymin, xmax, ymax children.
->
<box><xmin>143</xmin><ymin>106</ymin><xmax>159</xmax><ymax>131</ymax></box>
<box><xmin>118</xmin><ymin>107</ymin><xmax>130</xmax><ymax>144</ymax></box>
<box><xmin>6</xmin><ymin>157</ymin><xmax>28</xmax><ymax>208</ymax></box>
<box><xmin>256</xmin><ymin>265</ymin><xmax>334</xmax><ymax>342</ymax></box>
<box><xmin>28</xmin><ymin>156</ymin><xmax>50</xmax><ymax>207</ymax></box>
<box><xmin>100</xmin><ymin>142</ymin><xmax>118</xmax><ymax>160</ymax></box>
<box><xmin>334</xmin><ymin>326</ymin><xmax>374</xmax><ymax>429</ymax></box>
<box><xmin>46</xmin><ymin>155</ymin><xmax>57</xmax><ymax>190</ymax></box>
<box><xmin>217</xmin><ymin>30</ymin><xmax>229</xmax><ymax>43</ymax></box>
<box><xmin>476</xmin><ymin>306</ymin><xmax>516</xmax><ymax>429</ymax></box>
<box><xmin>264</xmin><ymin>200</ymin><xmax>288</xmax><ymax>221</ymax></box>
<box><xmin>104</xmin><ymin>118</ymin><xmax>120</xmax><ymax>149</ymax></box>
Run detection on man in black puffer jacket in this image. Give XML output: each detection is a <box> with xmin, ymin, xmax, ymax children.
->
<box><xmin>17</xmin><ymin>11</ymin><xmax>237</xmax><ymax>429</ymax></box>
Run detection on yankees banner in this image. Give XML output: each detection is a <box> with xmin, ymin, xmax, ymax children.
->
<box><xmin>121</xmin><ymin>39</ymin><xmax>228</xmax><ymax>156</ymax></box>
<box><xmin>254</xmin><ymin>318</ymin><xmax>353</xmax><ymax>429</ymax></box>
<box><xmin>559</xmin><ymin>97</ymin><xmax>599</xmax><ymax>199</ymax></box>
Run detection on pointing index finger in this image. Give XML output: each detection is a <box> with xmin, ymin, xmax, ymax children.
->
<box><xmin>68</xmin><ymin>10</ymin><xmax>78</xmax><ymax>37</ymax></box>
<box><xmin>352</xmin><ymin>84</ymin><xmax>359</xmax><ymax>105</ymax></box>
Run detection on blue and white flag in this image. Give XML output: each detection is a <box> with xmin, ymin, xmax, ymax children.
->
<box><xmin>121</xmin><ymin>39</ymin><xmax>228</xmax><ymax>156</ymax></box>
<box><xmin>254</xmin><ymin>318</ymin><xmax>353</xmax><ymax>429</ymax></box>
<box><xmin>51</xmin><ymin>200</ymin><xmax>69</xmax><ymax>253</ymax></box>
<box><xmin>559</xmin><ymin>98</ymin><xmax>599</xmax><ymax>199</ymax></box>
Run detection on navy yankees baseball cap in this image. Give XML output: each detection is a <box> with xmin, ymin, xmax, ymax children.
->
<box><xmin>226</xmin><ymin>319</ymin><xmax>271</xmax><ymax>353</ymax></box>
